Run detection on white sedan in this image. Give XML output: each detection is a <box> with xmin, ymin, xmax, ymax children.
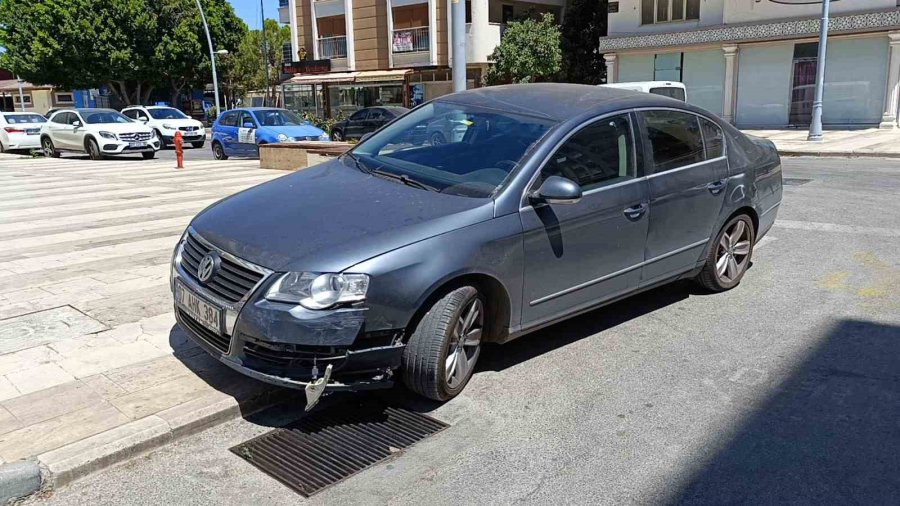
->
<box><xmin>40</xmin><ymin>109</ymin><xmax>161</xmax><ymax>160</ymax></box>
<box><xmin>0</xmin><ymin>112</ymin><xmax>47</xmax><ymax>152</ymax></box>
<box><xmin>121</xmin><ymin>106</ymin><xmax>206</xmax><ymax>148</ymax></box>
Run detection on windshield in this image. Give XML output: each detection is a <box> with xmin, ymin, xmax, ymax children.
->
<box><xmin>147</xmin><ymin>108</ymin><xmax>189</xmax><ymax>120</ymax></box>
<box><xmin>252</xmin><ymin>109</ymin><xmax>308</xmax><ymax>127</ymax></box>
<box><xmin>83</xmin><ymin>111</ymin><xmax>132</xmax><ymax>124</ymax></box>
<box><xmin>4</xmin><ymin>114</ymin><xmax>46</xmax><ymax>124</ymax></box>
<box><xmin>349</xmin><ymin>101</ymin><xmax>555</xmax><ymax>198</ymax></box>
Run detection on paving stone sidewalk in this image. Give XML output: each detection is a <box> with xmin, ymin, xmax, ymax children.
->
<box><xmin>744</xmin><ymin>128</ymin><xmax>900</xmax><ymax>157</ymax></box>
<box><xmin>0</xmin><ymin>154</ymin><xmax>291</xmax><ymax>489</ymax></box>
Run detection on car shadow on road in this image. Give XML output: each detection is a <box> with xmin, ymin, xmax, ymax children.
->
<box><xmin>665</xmin><ymin>319</ymin><xmax>900</xmax><ymax>505</ymax></box>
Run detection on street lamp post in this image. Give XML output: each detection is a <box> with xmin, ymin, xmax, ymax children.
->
<box><xmin>194</xmin><ymin>0</ymin><xmax>222</xmax><ymax>116</ymax></box>
<box><xmin>15</xmin><ymin>77</ymin><xmax>26</xmax><ymax>112</ymax></box>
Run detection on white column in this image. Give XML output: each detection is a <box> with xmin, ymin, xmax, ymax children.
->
<box><xmin>310</xmin><ymin>0</ymin><xmax>320</xmax><ymax>60</ymax></box>
<box><xmin>879</xmin><ymin>31</ymin><xmax>900</xmax><ymax>129</ymax></box>
<box><xmin>469</xmin><ymin>0</ymin><xmax>489</xmax><ymax>64</ymax></box>
<box><xmin>429</xmin><ymin>0</ymin><xmax>437</xmax><ymax>65</ymax></box>
<box><xmin>289</xmin><ymin>0</ymin><xmax>299</xmax><ymax>62</ymax></box>
<box><xmin>386</xmin><ymin>0</ymin><xmax>395</xmax><ymax>68</ymax></box>
<box><xmin>344</xmin><ymin>0</ymin><xmax>356</xmax><ymax>70</ymax></box>
<box><xmin>603</xmin><ymin>53</ymin><xmax>617</xmax><ymax>83</ymax></box>
<box><xmin>722</xmin><ymin>44</ymin><xmax>739</xmax><ymax>125</ymax></box>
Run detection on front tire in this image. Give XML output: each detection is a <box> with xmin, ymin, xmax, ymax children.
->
<box><xmin>212</xmin><ymin>141</ymin><xmax>228</xmax><ymax>160</ymax></box>
<box><xmin>696</xmin><ymin>214</ymin><xmax>755</xmax><ymax>292</ymax></box>
<box><xmin>154</xmin><ymin>130</ymin><xmax>167</xmax><ymax>147</ymax></box>
<box><xmin>42</xmin><ymin>137</ymin><xmax>59</xmax><ymax>158</ymax></box>
<box><xmin>402</xmin><ymin>286</ymin><xmax>484</xmax><ymax>401</ymax></box>
<box><xmin>191</xmin><ymin>141</ymin><xmax>205</xmax><ymax>149</ymax></box>
<box><xmin>141</xmin><ymin>151</ymin><xmax>155</xmax><ymax>160</ymax></box>
<box><xmin>331</xmin><ymin>130</ymin><xmax>343</xmax><ymax>141</ymax></box>
<box><xmin>86</xmin><ymin>138</ymin><xmax>103</xmax><ymax>160</ymax></box>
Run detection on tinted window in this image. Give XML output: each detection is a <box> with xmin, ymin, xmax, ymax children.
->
<box><xmin>539</xmin><ymin>115</ymin><xmax>635</xmax><ymax>192</ymax></box>
<box><xmin>148</xmin><ymin>108</ymin><xmax>188</xmax><ymax>120</ymax></box>
<box><xmin>50</xmin><ymin>112</ymin><xmax>69</xmax><ymax>125</ymax></box>
<box><xmin>83</xmin><ymin>111</ymin><xmax>131</xmax><ymax>124</ymax></box>
<box><xmin>121</xmin><ymin>110</ymin><xmax>136</xmax><ymax>119</ymax></box>
<box><xmin>349</xmin><ymin>110</ymin><xmax>369</xmax><ymax>121</ymax></box>
<box><xmin>351</xmin><ymin>101</ymin><xmax>555</xmax><ymax>198</ymax></box>
<box><xmin>642</xmin><ymin>110</ymin><xmax>705</xmax><ymax>173</ymax></box>
<box><xmin>4</xmin><ymin>114</ymin><xmax>45</xmax><ymax>124</ymax></box>
<box><xmin>253</xmin><ymin>109</ymin><xmax>306</xmax><ymax>126</ymax></box>
<box><xmin>219</xmin><ymin>112</ymin><xmax>238</xmax><ymax>127</ymax></box>
<box><xmin>650</xmin><ymin>87</ymin><xmax>686</xmax><ymax>101</ymax></box>
<box><xmin>369</xmin><ymin>109</ymin><xmax>385</xmax><ymax>121</ymax></box>
<box><xmin>700</xmin><ymin>117</ymin><xmax>724</xmax><ymax>159</ymax></box>
<box><xmin>239</xmin><ymin>112</ymin><xmax>256</xmax><ymax>127</ymax></box>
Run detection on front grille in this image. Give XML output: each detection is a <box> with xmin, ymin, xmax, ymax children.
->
<box><xmin>179</xmin><ymin>126</ymin><xmax>200</xmax><ymax>132</ymax></box>
<box><xmin>179</xmin><ymin>233</ymin><xmax>265</xmax><ymax>304</ymax></box>
<box><xmin>119</xmin><ymin>132</ymin><xmax>153</xmax><ymax>142</ymax></box>
<box><xmin>177</xmin><ymin>308</ymin><xmax>230</xmax><ymax>353</ymax></box>
<box><xmin>242</xmin><ymin>338</ymin><xmax>346</xmax><ymax>369</ymax></box>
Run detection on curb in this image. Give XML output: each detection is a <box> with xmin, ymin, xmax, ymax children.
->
<box><xmin>0</xmin><ymin>460</ymin><xmax>41</xmax><ymax>504</ymax></box>
<box><xmin>777</xmin><ymin>149</ymin><xmax>900</xmax><ymax>158</ymax></box>
<box><xmin>32</xmin><ymin>387</ymin><xmax>295</xmax><ymax>492</ymax></box>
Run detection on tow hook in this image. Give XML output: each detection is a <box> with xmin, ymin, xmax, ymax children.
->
<box><xmin>304</xmin><ymin>364</ymin><xmax>333</xmax><ymax>411</ymax></box>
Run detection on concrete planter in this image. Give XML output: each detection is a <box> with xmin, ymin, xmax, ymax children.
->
<box><xmin>259</xmin><ymin>142</ymin><xmax>352</xmax><ymax>171</ymax></box>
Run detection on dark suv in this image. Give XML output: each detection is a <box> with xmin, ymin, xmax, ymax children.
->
<box><xmin>171</xmin><ymin>84</ymin><xmax>782</xmax><ymax>409</ymax></box>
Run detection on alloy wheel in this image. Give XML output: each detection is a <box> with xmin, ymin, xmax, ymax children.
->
<box><xmin>715</xmin><ymin>220</ymin><xmax>751</xmax><ymax>283</ymax></box>
<box><xmin>445</xmin><ymin>298</ymin><xmax>483</xmax><ymax>389</ymax></box>
<box><xmin>42</xmin><ymin>138</ymin><xmax>54</xmax><ymax>157</ymax></box>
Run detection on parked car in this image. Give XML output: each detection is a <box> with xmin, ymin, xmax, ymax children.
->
<box><xmin>600</xmin><ymin>81</ymin><xmax>688</xmax><ymax>101</ymax></box>
<box><xmin>45</xmin><ymin>108</ymin><xmax>68</xmax><ymax>119</ymax></box>
<box><xmin>0</xmin><ymin>112</ymin><xmax>47</xmax><ymax>152</ymax></box>
<box><xmin>40</xmin><ymin>108</ymin><xmax>161</xmax><ymax>160</ymax></box>
<box><xmin>210</xmin><ymin>108</ymin><xmax>328</xmax><ymax>160</ymax></box>
<box><xmin>172</xmin><ymin>84</ymin><xmax>782</xmax><ymax>409</ymax></box>
<box><xmin>121</xmin><ymin>105</ymin><xmax>206</xmax><ymax>148</ymax></box>
<box><xmin>330</xmin><ymin>106</ymin><xmax>408</xmax><ymax>141</ymax></box>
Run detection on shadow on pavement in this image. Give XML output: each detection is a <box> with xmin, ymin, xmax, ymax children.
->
<box><xmin>667</xmin><ymin>319</ymin><xmax>900</xmax><ymax>505</ymax></box>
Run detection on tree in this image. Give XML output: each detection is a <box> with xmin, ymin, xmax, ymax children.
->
<box><xmin>230</xmin><ymin>19</ymin><xmax>290</xmax><ymax>106</ymax></box>
<box><xmin>484</xmin><ymin>13</ymin><xmax>562</xmax><ymax>85</ymax></box>
<box><xmin>0</xmin><ymin>0</ymin><xmax>246</xmax><ymax>105</ymax></box>
<box><xmin>560</xmin><ymin>0</ymin><xmax>607</xmax><ymax>84</ymax></box>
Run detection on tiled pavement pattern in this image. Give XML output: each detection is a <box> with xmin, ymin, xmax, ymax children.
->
<box><xmin>0</xmin><ymin>155</ymin><xmax>289</xmax><ymax>478</ymax></box>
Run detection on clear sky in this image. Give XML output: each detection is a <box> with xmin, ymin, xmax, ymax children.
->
<box><xmin>230</xmin><ymin>0</ymin><xmax>281</xmax><ymax>30</ymax></box>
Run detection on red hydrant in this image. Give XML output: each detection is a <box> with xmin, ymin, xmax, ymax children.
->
<box><xmin>174</xmin><ymin>131</ymin><xmax>184</xmax><ymax>169</ymax></box>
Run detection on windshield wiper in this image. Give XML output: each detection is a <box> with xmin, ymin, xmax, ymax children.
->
<box><xmin>342</xmin><ymin>152</ymin><xmax>372</xmax><ymax>174</ymax></box>
<box><xmin>370</xmin><ymin>169</ymin><xmax>439</xmax><ymax>192</ymax></box>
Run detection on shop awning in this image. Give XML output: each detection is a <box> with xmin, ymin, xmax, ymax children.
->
<box><xmin>287</xmin><ymin>72</ymin><xmax>358</xmax><ymax>84</ymax></box>
<box><xmin>353</xmin><ymin>69</ymin><xmax>412</xmax><ymax>83</ymax></box>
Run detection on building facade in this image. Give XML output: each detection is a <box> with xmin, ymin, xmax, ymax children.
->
<box><xmin>279</xmin><ymin>0</ymin><xmax>564</xmax><ymax>117</ymax></box>
<box><xmin>601</xmin><ymin>0</ymin><xmax>900</xmax><ymax>128</ymax></box>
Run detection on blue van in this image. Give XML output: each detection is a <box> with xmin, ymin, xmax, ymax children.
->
<box><xmin>211</xmin><ymin>108</ymin><xmax>328</xmax><ymax>159</ymax></box>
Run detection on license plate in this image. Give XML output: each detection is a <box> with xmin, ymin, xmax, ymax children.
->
<box><xmin>128</xmin><ymin>141</ymin><xmax>145</xmax><ymax>148</ymax></box>
<box><xmin>25</xmin><ymin>129</ymin><xmax>39</xmax><ymax>135</ymax></box>
<box><xmin>174</xmin><ymin>280</ymin><xmax>222</xmax><ymax>334</ymax></box>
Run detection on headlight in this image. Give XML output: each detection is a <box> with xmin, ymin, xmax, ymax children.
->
<box><xmin>99</xmin><ymin>131</ymin><xmax>117</xmax><ymax>140</ymax></box>
<box><xmin>150</xmin><ymin>130</ymin><xmax>158</xmax><ymax>138</ymax></box>
<box><xmin>162</xmin><ymin>123</ymin><xmax>176</xmax><ymax>130</ymax></box>
<box><xmin>266</xmin><ymin>272</ymin><xmax>369</xmax><ymax>309</ymax></box>
<box><xmin>318</xmin><ymin>132</ymin><xmax>329</xmax><ymax>142</ymax></box>
<box><xmin>277</xmin><ymin>133</ymin><xmax>289</xmax><ymax>142</ymax></box>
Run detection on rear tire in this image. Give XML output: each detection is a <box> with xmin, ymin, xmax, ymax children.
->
<box><xmin>141</xmin><ymin>151</ymin><xmax>155</xmax><ymax>160</ymax></box>
<box><xmin>86</xmin><ymin>138</ymin><xmax>103</xmax><ymax>160</ymax></box>
<box><xmin>331</xmin><ymin>130</ymin><xmax>343</xmax><ymax>141</ymax></box>
<box><xmin>212</xmin><ymin>141</ymin><xmax>228</xmax><ymax>160</ymax></box>
<box><xmin>402</xmin><ymin>286</ymin><xmax>484</xmax><ymax>401</ymax></box>
<box><xmin>696</xmin><ymin>214</ymin><xmax>755</xmax><ymax>292</ymax></box>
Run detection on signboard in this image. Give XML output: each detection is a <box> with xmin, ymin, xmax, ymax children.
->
<box><xmin>392</xmin><ymin>31</ymin><xmax>414</xmax><ymax>53</ymax></box>
<box><xmin>608</xmin><ymin>2</ymin><xmax>619</xmax><ymax>13</ymax></box>
<box><xmin>282</xmin><ymin>59</ymin><xmax>332</xmax><ymax>75</ymax></box>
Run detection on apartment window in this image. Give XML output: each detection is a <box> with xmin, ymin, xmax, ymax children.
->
<box><xmin>55</xmin><ymin>92</ymin><xmax>74</xmax><ymax>104</ymax></box>
<box><xmin>279</xmin><ymin>0</ymin><xmax>288</xmax><ymax>6</ymax></box>
<box><xmin>641</xmin><ymin>0</ymin><xmax>699</xmax><ymax>24</ymax></box>
<box><xmin>282</xmin><ymin>42</ymin><xmax>293</xmax><ymax>63</ymax></box>
<box><xmin>12</xmin><ymin>94</ymin><xmax>32</xmax><ymax>105</ymax></box>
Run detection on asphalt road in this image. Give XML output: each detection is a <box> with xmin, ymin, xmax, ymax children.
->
<box><xmin>27</xmin><ymin>157</ymin><xmax>900</xmax><ymax>506</ymax></box>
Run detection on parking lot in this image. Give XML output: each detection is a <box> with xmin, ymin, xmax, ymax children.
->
<box><xmin>3</xmin><ymin>154</ymin><xmax>899</xmax><ymax>505</ymax></box>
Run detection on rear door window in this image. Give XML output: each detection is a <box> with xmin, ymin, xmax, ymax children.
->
<box><xmin>640</xmin><ymin>110</ymin><xmax>705</xmax><ymax>173</ymax></box>
<box><xmin>699</xmin><ymin>117</ymin><xmax>725</xmax><ymax>159</ymax></box>
<box><xmin>219</xmin><ymin>112</ymin><xmax>238</xmax><ymax>127</ymax></box>
<box><xmin>649</xmin><ymin>87</ymin><xmax>686</xmax><ymax>101</ymax></box>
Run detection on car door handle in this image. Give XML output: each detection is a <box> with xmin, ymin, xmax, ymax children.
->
<box><xmin>707</xmin><ymin>179</ymin><xmax>727</xmax><ymax>195</ymax></box>
<box><xmin>623</xmin><ymin>203</ymin><xmax>648</xmax><ymax>220</ymax></box>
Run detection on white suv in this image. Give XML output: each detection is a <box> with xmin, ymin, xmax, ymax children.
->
<box><xmin>122</xmin><ymin>106</ymin><xmax>206</xmax><ymax>148</ymax></box>
<box><xmin>40</xmin><ymin>109</ymin><xmax>161</xmax><ymax>160</ymax></box>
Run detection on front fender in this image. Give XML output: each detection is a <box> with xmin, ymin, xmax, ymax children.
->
<box><xmin>348</xmin><ymin>213</ymin><xmax>524</xmax><ymax>334</ymax></box>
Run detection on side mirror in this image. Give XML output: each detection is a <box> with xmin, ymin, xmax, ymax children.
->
<box><xmin>359</xmin><ymin>132</ymin><xmax>373</xmax><ymax>142</ymax></box>
<box><xmin>529</xmin><ymin>176</ymin><xmax>582</xmax><ymax>205</ymax></box>
<box><xmin>138</xmin><ymin>116</ymin><xmax>148</xmax><ymax>123</ymax></box>
<box><xmin>72</xmin><ymin>120</ymin><xmax>82</xmax><ymax>128</ymax></box>
<box><xmin>242</xmin><ymin>122</ymin><xmax>255</xmax><ymax>129</ymax></box>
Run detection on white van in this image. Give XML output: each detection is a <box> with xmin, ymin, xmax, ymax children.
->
<box><xmin>600</xmin><ymin>81</ymin><xmax>687</xmax><ymax>101</ymax></box>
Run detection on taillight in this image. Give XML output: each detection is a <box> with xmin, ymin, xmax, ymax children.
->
<box><xmin>3</xmin><ymin>127</ymin><xmax>25</xmax><ymax>134</ymax></box>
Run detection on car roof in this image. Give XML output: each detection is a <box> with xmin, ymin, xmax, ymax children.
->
<box><xmin>435</xmin><ymin>83</ymin><xmax>690</xmax><ymax>122</ymax></box>
<box><xmin>2</xmin><ymin>111</ymin><xmax>44</xmax><ymax>115</ymax></box>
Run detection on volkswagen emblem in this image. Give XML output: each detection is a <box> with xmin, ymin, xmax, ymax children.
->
<box><xmin>197</xmin><ymin>252</ymin><xmax>220</xmax><ymax>283</ymax></box>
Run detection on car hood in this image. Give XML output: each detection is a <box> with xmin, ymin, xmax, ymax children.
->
<box><xmin>260</xmin><ymin>125</ymin><xmax>325</xmax><ymax>138</ymax></box>
<box><xmin>190</xmin><ymin>159</ymin><xmax>495</xmax><ymax>272</ymax></box>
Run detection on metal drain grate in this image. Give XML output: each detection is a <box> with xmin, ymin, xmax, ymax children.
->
<box><xmin>783</xmin><ymin>178</ymin><xmax>813</xmax><ymax>186</ymax></box>
<box><xmin>231</xmin><ymin>401</ymin><xmax>449</xmax><ymax>497</ymax></box>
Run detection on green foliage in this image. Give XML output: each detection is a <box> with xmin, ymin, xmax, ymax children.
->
<box><xmin>0</xmin><ymin>0</ymin><xmax>247</xmax><ymax>105</ymax></box>
<box><xmin>560</xmin><ymin>0</ymin><xmax>607</xmax><ymax>84</ymax></box>
<box><xmin>300</xmin><ymin>110</ymin><xmax>346</xmax><ymax>135</ymax></box>
<box><xmin>230</xmin><ymin>19</ymin><xmax>291</xmax><ymax>104</ymax></box>
<box><xmin>484</xmin><ymin>13</ymin><xmax>562</xmax><ymax>86</ymax></box>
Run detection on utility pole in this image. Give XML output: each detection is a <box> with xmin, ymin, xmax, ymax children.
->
<box><xmin>451</xmin><ymin>0</ymin><xmax>466</xmax><ymax>93</ymax></box>
<box><xmin>194</xmin><ymin>0</ymin><xmax>221</xmax><ymax>117</ymax></box>
<box><xmin>261</xmin><ymin>0</ymin><xmax>272</xmax><ymax>106</ymax></box>
<box><xmin>16</xmin><ymin>77</ymin><xmax>26</xmax><ymax>112</ymax></box>
<box><xmin>807</xmin><ymin>0</ymin><xmax>830</xmax><ymax>142</ymax></box>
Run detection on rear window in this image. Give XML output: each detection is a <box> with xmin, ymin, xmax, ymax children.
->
<box><xmin>650</xmin><ymin>87</ymin><xmax>686</xmax><ymax>101</ymax></box>
<box><xmin>218</xmin><ymin>112</ymin><xmax>238</xmax><ymax>127</ymax></box>
<box><xmin>4</xmin><ymin>114</ymin><xmax>46</xmax><ymax>124</ymax></box>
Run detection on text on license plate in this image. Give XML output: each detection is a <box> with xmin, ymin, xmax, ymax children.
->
<box><xmin>128</xmin><ymin>141</ymin><xmax>145</xmax><ymax>148</ymax></box>
<box><xmin>175</xmin><ymin>281</ymin><xmax>221</xmax><ymax>333</ymax></box>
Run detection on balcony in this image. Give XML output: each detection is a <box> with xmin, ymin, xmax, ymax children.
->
<box><xmin>317</xmin><ymin>35</ymin><xmax>349</xmax><ymax>70</ymax></box>
<box><xmin>392</xmin><ymin>26</ymin><xmax>430</xmax><ymax>67</ymax></box>
<box><xmin>466</xmin><ymin>23</ymin><xmax>505</xmax><ymax>64</ymax></box>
